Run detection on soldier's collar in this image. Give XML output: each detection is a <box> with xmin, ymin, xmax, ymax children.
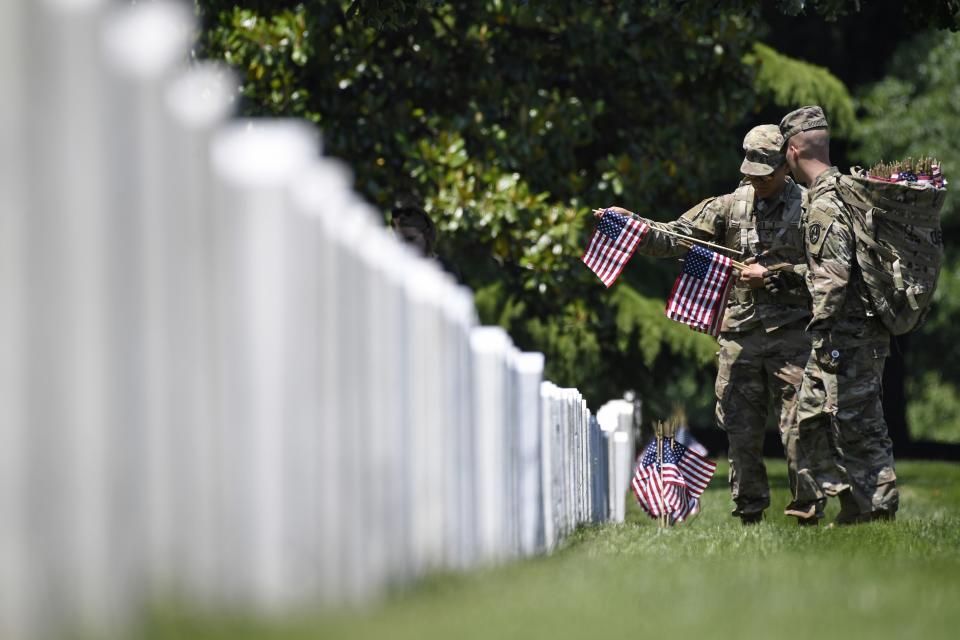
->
<box><xmin>810</xmin><ymin>166</ymin><xmax>841</xmax><ymax>194</ymax></box>
<box><xmin>756</xmin><ymin>179</ymin><xmax>792</xmax><ymax>209</ymax></box>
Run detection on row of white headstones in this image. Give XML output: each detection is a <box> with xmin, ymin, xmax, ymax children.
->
<box><xmin>0</xmin><ymin>1</ymin><xmax>639</xmax><ymax>638</ymax></box>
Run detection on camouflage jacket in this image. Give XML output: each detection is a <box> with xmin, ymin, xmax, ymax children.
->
<box><xmin>632</xmin><ymin>178</ymin><xmax>810</xmax><ymax>333</ymax></box>
<box><xmin>803</xmin><ymin>167</ymin><xmax>888</xmax><ymax>346</ymax></box>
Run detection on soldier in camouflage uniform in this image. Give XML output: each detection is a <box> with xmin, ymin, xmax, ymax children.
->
<box><xmin>780</xmin><ymin>106</ymin><xmax>898</xmax><ymax>524</ymax></box>
<box><xmin>601</xmin><ymin>125</ymin><xmax>825</xmax><ymax>524</ymax></box>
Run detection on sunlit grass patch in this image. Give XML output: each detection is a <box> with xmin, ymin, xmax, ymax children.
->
<box><xmin>142</xmin><ymin>460</ymin><xmax>960</xmax><ymax>640</ymax></box>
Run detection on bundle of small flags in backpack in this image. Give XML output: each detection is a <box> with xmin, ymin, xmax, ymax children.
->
<box><xmin>867</xmin><ymin>156</ymin><xmax>947</xmax><ymax>189</ymax></box>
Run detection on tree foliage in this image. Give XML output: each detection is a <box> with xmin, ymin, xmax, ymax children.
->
<box><xmin>195</xmin><ymin>0</ymin><xmax>774</xmax><ymax>423</ymax></box>
<box><xmin>856</xmin><ymin>30</ymin><xmax>960</xmax><ymax>222</ymax></box>
<box><xmin>777</xmin><ymin>0</ymin><xmax>959</xmax><ymax>30</ymax></box>
<box><xmin>194</xmin><ymin>0</ymin><xmax>957</xmax><ymax>431</ymax></box>
<box><xmin>747</xmin><ymin>42</ymin><xmax>855</xmax><ymax>135</ymax></box>
<box><xmin>856</xmin><ymin>30</ymin><xmax>960</xmax><ymax>441</ymax></box>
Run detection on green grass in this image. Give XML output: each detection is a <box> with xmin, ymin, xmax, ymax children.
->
<box><xmin>144</xmin><ymin>460</ymin><xmax>960</xmax><ymax>640</ymax></box>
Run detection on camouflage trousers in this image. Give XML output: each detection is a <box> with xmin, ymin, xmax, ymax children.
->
<box><xmin>796</xmin><ymin>340</ymin><xmax>898</xmax><ymax>519</ymax></box>
<box><xmin>715</xmin><ymin>326</ymin><xmax>822</xmax><ymax>518</ymax></box>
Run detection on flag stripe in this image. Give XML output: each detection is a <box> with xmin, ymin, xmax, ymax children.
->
<box><xmin>582</xmin><ymin>210</ymin><xmax>650</xmax><ymax>287</ymax></box>
<box><xmin>665</xmin><ymin>245</ymin><xmax>734</xmax><ymax>336</ymax></box>
<box><xmin>595</xmin><ymin>220</ymin><xmax>645</xmax><ymax>284</ymax></box>
<box><xmin>707</xmin><ymin>277</ymin><xmax>734</xmax><ymax>335</ymax></box>
<box><xmin>632</xmin><ymin>468</ymin><xmax>664</xmax><ymax>516</ymax></box>
<box><xmin>687</xmin><ymin>252</ymin><xmax>727</xmax><ymax>328</ymax></box>
<box><xmin>631</xmin><ymin>436</ymin><xmax>717</xmax><ymax>523</ymax></box>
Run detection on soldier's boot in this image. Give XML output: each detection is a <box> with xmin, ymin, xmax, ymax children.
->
<box><xmin>784</xmin><ymin>502</ymin><xmax>820</xmax><ymax>526</ymax></box>
<box><xmin>834</xmin><ymin>488</ymin><xmax>870</xmax><ymax>526</ymax></box>
<box><xmin>740</xmin><ymin>511</ymin><xmax>764</xmax><ymax>525</ymax></box>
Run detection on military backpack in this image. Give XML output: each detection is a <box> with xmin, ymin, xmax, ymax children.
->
<box><xmin>833</xmin><ymin>167</ymin><xmax>947</xmax><ymax>335</ymax></box>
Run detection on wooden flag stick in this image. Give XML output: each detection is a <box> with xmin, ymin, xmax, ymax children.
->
<box><xmin>655</xmin><ymin>421</ymin><xmax>667</xmax><ymax>528</ymax></box>
<box><xmin>646</xmin><ymin>225</ymin><xmax>742</xmax><ymax>258</ymax></box>
<box><xmin>592</xmin><ymin>209</ymin><xmax>741</xmax><ymax>256</ymax></box>
<box><xmin>674</xmin><ymin>238</ymin><xmax>749</xmax><ymax>273</ymax></box>
<box><xmin>590</xmin><ymin>209</ymin><xmax>748</xmax><ymax>272</ymax></box>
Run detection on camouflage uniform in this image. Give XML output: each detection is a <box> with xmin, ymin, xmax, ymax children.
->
<box><xmin>781</xmin><ymin>107</ymin><xmax>898</xmax><ymax>522</ymax></box>
<box><xmin>627</xmin><ymin>125</ymin><xmax>824</xmax><ymax>521</ymax></box>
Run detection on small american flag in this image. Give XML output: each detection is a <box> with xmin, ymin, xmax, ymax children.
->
<box><xmin>582</xmin><ymin>209</ymin><xmax>650</xmax><ymax>287</ymax></box>
<box><xmin>665</xmin><ymin>244</ymin><xmax>734</xmax><ymax>337</ymax></box>
<box><xmin>631</xmin><ymin>438</ymin><xmax>717</xmax><ymax>523</ymax></box>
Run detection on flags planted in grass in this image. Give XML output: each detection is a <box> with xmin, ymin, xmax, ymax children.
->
<box><xmin>582</xmin><ymin>208</ymin><xmax>649</xmax><ymax>287</ymax></box>
<box><xmin>665</xmin><ymin>244</ymin><xmax>734</xmax><ymax>337</ymax></box>
<box><xmin>631</xmin><ymin>437</ymin><xmax>717</xmax><ymax>524</ymax></box>
<box><xmin>675</xmin><ymin>425</ymin><xmax>709</xmax><ymax>457</ymax></box>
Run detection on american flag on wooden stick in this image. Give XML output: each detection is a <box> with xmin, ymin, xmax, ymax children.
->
<box><xmin>665</xmin><ymin>244</ymin><xmax>734</xmax><ymax>337</ymax></box>
<box><xmin>631</xmin><ymin>437</ymin><xmax>717</xmax><ymax>523</ymax></box>
<box><xmin>582</xmin><ymin>209</ymin><xmax>650</xmax><ymax>287</ymax></box>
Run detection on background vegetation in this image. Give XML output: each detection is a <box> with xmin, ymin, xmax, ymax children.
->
<box><xmin>193</xmin><ymin>0</ymin><xmax>960</xmax><ymax>443</ymax></box>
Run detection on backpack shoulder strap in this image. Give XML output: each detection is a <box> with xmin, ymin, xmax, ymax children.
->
<box><xmin>730</xmin><ymin>184</ymin><xmax>756</xmax><ymax>253</ymax></box>
<box><xmin>731</xmin><ymin>184</ymin><xmax>754</xmax><ymax>220</ymax></box>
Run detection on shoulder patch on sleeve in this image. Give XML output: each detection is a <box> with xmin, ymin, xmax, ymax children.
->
<box><xmin>805</xmin><ymin>203</ymin><xmax>835</xmax><ymax>257</ymax></box>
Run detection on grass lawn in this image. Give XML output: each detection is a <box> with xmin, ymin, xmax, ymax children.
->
<box><xmin>145</xmin><ymin>459</ymin><xmax>960</xmax><ymax>639</ymax></box>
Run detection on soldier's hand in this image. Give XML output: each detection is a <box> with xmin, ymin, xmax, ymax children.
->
<box><xmin>593</xmin><ymin>206</ymin><xmax>633</xmax><ymax>219</ymax></box>
<box><xmin>763</xmin><ymin>270</ymin><xmax>783</xmax><ymax>294</ymax></box>
<box><xmin>739</xmin><ymin>263</ymin><xmax>767</xmax><ymax>289</ymax></box>
<box><xmin>767</xmin><ymin>268</ymin><xmax>805</xmax><ymax>295</ymax></box>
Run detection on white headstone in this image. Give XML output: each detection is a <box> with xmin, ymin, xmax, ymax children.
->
<box><xmin>24</xmin><ymin>0</ymin><xmax>114</xmax><ymax>633</ymax></box>
<box><xmin>515</xmin><ymin>353</ymin><xmax>544</xmax><ymax>557</ymax></box>
<box><xmin>503</xmin><ymin>345</ymin><xmax>522</xmax><ymax>558</ymax></box>
<box><xmin>0</xmin><ymin>0</ymin><xmax>28</xmax><ymax>635</ymax></box>
<box><xmin>100</xmin><ymin>0</ymin><xmax>195</xmax><ymax>604</ymax></box>
<box><xmin>286</xmin><ymin>158</ymin><xmax>356</xmax><ymax>606</ymax></box>
<box><xmin>597</xmin><ymin>400</ymin><xmax>635</xmax><ymax>523</ymax></box>
<box><xmin>612</xmin><ymin>431</ymin><xmax>632</xmax><ymax>523</ymax></box>
<box><xmin>405</xmin><ymin>261</ymin><xmax>451</xmax><ymax>574</ymax></box>
<box><xmin>357</xmin><ymin>232</ymin><xmax>415</xmax><ymax>591</ymax></box>
<box><xmin>538</xmin><ymin>382</ymin><xmax>557</xmax><ymax>552</ymax></box>
<box><xmin>162</xmin><ymin>63</ymin><xmax>237</xmax><ymax>602</ymax></box>
<box><xmin>442</xmin><ymin>287</ymin><xmax>478</xmax><ymax>570</ymax></box>
<box><xmin>470</xmin><ymin>327</ymin><xmax>512</xmax><ymax>564</ymax></box>
<box><xmin>209</xmin><ymin>120</ymin><xmax>317</xmax><ymax>610</ymax></box>
<box><xmin>328</xmin><ymin>199</ymin><xmax>380</xmax><ymax>604</ymax></box>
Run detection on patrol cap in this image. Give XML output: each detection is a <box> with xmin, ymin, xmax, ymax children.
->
<box><xmin>740</xmin><ymin>124</ymin><xmax>784</xmax><ymax>176</ymax></box>
<box><xmin>779</xmin><ymin>105</ymin><xmax>829</xmax><ymax>143</ymax></box>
